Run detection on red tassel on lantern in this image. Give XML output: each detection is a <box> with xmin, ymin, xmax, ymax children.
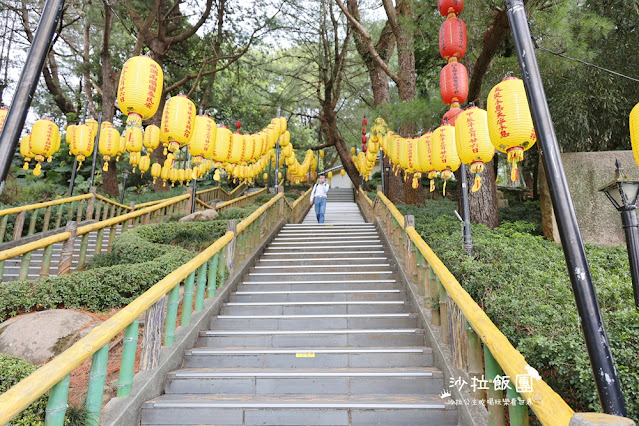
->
<box><xmin>438</xmin><ymin>0</ymin><xmax>464</xmax><ymax>17</ymax></box>
<box><xmin>439</xmin><ymin>17</ymin><xmax>467</xmax><ymax>61</ymax></box>
<box><xmin>442</xmin><ymin>107</ymin><xmax>463</xmax><ymax>126</ymax></box>
<box><xmin>440</xmin><ymin>61</ymin><xmax>468</xmax><ymax>105</ymax></box>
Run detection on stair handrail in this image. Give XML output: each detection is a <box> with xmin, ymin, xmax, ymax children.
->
<box><xmin>368</xmin><ymin>190</ymin><xmax>576</xmax><ymax>425</ymax></box>
<box><xmin>95</xmin><ymin>194</ymin><xmax>134</xmax><ymax>211</ymax></box>
<box><xmin>0</xmin><ymin>191</ymin><xmax>286</xmax><ymax>425</ymax></box>
<box><xmin>0</xmin><ymin>193</ymin><xmax>192</xmax><ymax>281</ymax></box>
<box><xmin>212</xmin><ymin>187</ymin><xmax>267</xmax><ymax>212</ymax></box>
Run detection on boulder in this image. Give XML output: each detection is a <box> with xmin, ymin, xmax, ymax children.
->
<box><xmin>178</xmin><ymin>209</ymin><xmax>219</xmax><ymax>223</ymax></box>
<box><xmin>0</xmin><ymin>310</ymin><xmax>94</xmax><ymax>364</ymax></box>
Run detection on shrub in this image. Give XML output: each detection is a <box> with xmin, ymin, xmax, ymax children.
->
<box><xmin>0</xmin><ymin>217</ymin><xmax>247</xmax><ymax>322</ymax></box>
<box><xmin>397</xmin><ymin>200</ymin><xmax>639</xmax><ymax>421</ymax></box>
<box><xmin>0</xmin><ymin>354</ymin><xmax>48</xmax><ymax>425</ymax></box>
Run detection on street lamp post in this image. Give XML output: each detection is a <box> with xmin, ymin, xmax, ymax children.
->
<box><xmin>505</xmin><ymin>0</ymin><xmax>627</xmax><ymax>414</ymax></box>
<box><xmin>120</xmin><ymin>172</ymin><xmax>129</xmax><ymax>205</ymax></box>
<box><xmin>599</xmin><ymin>159</ymin><xmax>639</xmax><ymax>308</ymax></box>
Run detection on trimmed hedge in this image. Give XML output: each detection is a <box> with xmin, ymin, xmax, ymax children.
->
<box><xmin>0</xmin><ymin>210</ymin><xmax>254</xmax><ymax>322</ymax></box>
<box><xmin>0</xmin><ymin>354</ymin><xmax>47</xmax><ymax>425</ymax></box>
<box><xmin>397</xmin><ymin>199</ymin><xmax>639</xmax><ymax>421</ymax></box>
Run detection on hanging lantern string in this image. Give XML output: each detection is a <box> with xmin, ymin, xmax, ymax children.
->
<box><xmin>534</xmin><ymin>42</ymin><xmax>639</xmax><ymax>83</ymax></box>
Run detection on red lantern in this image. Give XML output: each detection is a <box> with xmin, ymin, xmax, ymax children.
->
<box><xmin>439</xmin><ymin>17</ymin><xmax>467</xmax><ymax>61</ymax></box>
<box><xmin>440</xmin><ymin>61</ymin><xmax>468</xmax><ymax>106</ymax></box>
<box><xmin>362</xmin><ymin>144</ymin><xmax>367</xmax><ymax>152</ymax></box>
<box><xmin>236</xmin><ymin>120</ymin><xmax>241</xmax><ymax>130</ymax></box>
<box><xmin>362</xmin><ymin>127</ymin><xmax>367</xmax><ymax>135</ymax></box>
<box><xmin>362</xmin><ymin>135</ymin><xmax>367</xmax><ymax>144</ymax></box>
<box><xmin>438</xmin><ymin>0</ymin><xmax>464</xmax><ymax>17</ymax></box>
<box><xmin>442</xmin><ymin>107</ymin><xmax>463</xmax><ymax>126</ymax></box>
<box><xmin>362</xmin><ymin>117</ymin><xmax>368</xmax><ymax>126</ymax></box>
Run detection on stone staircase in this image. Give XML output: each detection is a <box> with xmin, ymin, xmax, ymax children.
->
<box><xmin>141</xmin><ymin>201</ymin><xmax>457</xmax><ymax>425</ymax></box>
<box><xmin>1</xmin><ymin>226</ymin><xmax>123</xmax><ymax>281</ymax></box>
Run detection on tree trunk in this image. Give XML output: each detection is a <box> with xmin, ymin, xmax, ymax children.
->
<box><xmin>466</xmin><ymin>160</ymin><xmax>500</xmax><ymax>228</ymax></box>
<box><xmin>100</xmin><ymin>3</ymin><xmax>119</xmax><ymax>198</ymax></box>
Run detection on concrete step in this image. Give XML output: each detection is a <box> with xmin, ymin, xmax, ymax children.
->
<box><xmin>210</xmin><ymin>313</ymin><xmax>418</xmax><ymax>330</ymax></box>
<box><xmin>261</xmin><ymin>250</ymin><xmax>387</xmax><ymax>259</ymax></box>
<box><xmin>164</xmin><ymin>367</ymin><xmax>442</xmax><ymax>395</ymax></box>
<box><xmin>249</xmin><ymin>264</ymin><xmax>393</xmax><ymax>275</ymax></box>
<box><xmin>184</xmin><ymin>346</ymin><xmax>432</xmax><ymax>368</ymax></box>
<box><xmin>141</xmin><ymin>393</ymin><xmax>457</xmax><ymax>425</ymax></box>
<box><xmin>198</xmin><ymin>328</ymin><xmax>423</xmax><ymax>347</ymax></box>
<box><xmin>228</xmin><ymin>290</ymin><xmax>405</xmax><ymax>303</ymax></box>
<box><xmin>255</xmin><ymin>257</ymin><xmax>390</xmax><ymax>266</ymax></box>
<box><xmin>220</xmin><ymin>300</ymin><xmax>408</xmax><ymax>315</ymax></box>
<box><xmin>236</xmin><ymin>280</ymin><xmax>401</xmax><ymax>291</ymax></box>
<box><xmin>245</xmin><ymin>271</ymin><xmax>395</xmax><ymax>282</ymax></box>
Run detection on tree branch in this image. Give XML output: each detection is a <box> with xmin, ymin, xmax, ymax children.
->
<box><xmin>334</xmin><ymin>0</ymin><xmax>400</xmax><ymax>83</ymax></box>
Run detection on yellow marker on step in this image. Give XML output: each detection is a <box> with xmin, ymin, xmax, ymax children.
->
<box><xmin>296</xmin><ymin>353</ymin><xmax>316</xmax><ymax>358</ymax></box>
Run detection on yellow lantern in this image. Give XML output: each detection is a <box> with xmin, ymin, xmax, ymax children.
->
<box><xmin>280</xmin><ymin>131</ymin><xmax>290</xmax><ymax>147</ymax></box>
<box><xmin>125</xmin><ymin>126</ymin><xmax>143</xmax><ymax>154</ymax></box>
<box><xmin>212</xmin><ymin>126</ymin><xmax>232</xmax><ymax>163</ymax></box>
<box><xmin>144</xmin><ymin>124</ymin><xmax>161</xmax><ymax>155</ymax></box>
<box><xmin>455</xmin><ymin>107</ymin><xmax>495</xmax><ymax>192</ymax></box>
<box><xmin>319</xmin><ymin>150</ymin><xmax>324</xmax><ymax>159</ymax></box>
<box><xmin>160</xmin><ymin>166</ymin><xmax>170</xmax><ymax>186</ymax></box>
<box><xmin>117</xmin><ymin>56</ymin><xmax>164</xmax><ymax>126</ymax></box>
<box><xmin>417</xmin><ymin>132</ymin><xmax>438</xmax><ymax>192</ymax></box>
<box><xmin>213</xmin><ymin>169</ymin><xmax>221</xmax><ymax>181</ymax></box>
<box><xmin>0</xmin><ymin>108</ymin><xmax>7</xmax><ymax>132</ymax></box>
<box><xmin>432</xmin><ymin>124</ymin><xmax>460</xmax><ymax>195</ymax></box>
<box><xmin>65</xmin><ymin>124</ymin><xmax>77</xmax><ymax>154</ymax></box>
<box><xmin>160</xmin><ymin>95</ymin><xmax>196</xmax><ymax>153</ymax></box>
<box><xmin>487</xmin><ymin>77</ymin><xmax>536</xmax><ymax>181</ymax></box>
<box><xmin>99</xmin><ymin>127</ymin><xmax>121</xmax><ymax>171</ymax></box>
<box><xmin>20</xmin><ymin>135</ymin><xmax>33</xmax><ymax>170</ymax></box>
<box><xmin>278</xmin><ymin>171</ymin><xmax>282</xmax><ymax>180</ymax></box>
<box><xmin>150</xmin><ymin>162</ymin><xmax>161</xmax><ymax>183</ymax></box>
<box><xmin>228</xmin><ymin>133</ymin><xmax>246</xmax><ymax>164</ymax></box>
<box><xmin>71</xmin><ymin>124</ymin><xmax>94</xmax><ymax>168</ymax></box>
<box><xmin>350</xmin><ymin>147</ymin><xmax>356</xmax><ymax>155</ymax></box>
<box><xmin>263</xmin><ymin>172</ymin><xmax>268</xmax><ymax>181</ymax></box>
<box><xmin>340</xmin><ymin>169</ymin><xmax>345</xmax><ymax>177</ymax></box>
<box><xmin>185</xmin><ymin>167</ymin><xmax>194</xmax><ymax>186</ymax></box>
<box><xmin>630</xmin><ymin>103</ymin><xmax>639</xmax><ymax>168</ymax></box>
<box><xmin>30</xmin><ymin>118</ymin><xmax>60</xmax><ymax>176</ymax></box>
<box><xmin>177</xmin><ymin>168</ymin><xmax>186</xmax><ymax>186</ymax></box>
<box><xmin>85</xmin><ymin>119</ymin><xmax>98</xmax><ymax>141</ymax></box>
<box><xmin>188</xmin><ymin>115</ymin><xmax>217</xmax><ymax>165</ymax></box>
<box><xmin>169</xmin><ymin>168</ymin><xmax>178</xmax><ymax>187</ymax></box>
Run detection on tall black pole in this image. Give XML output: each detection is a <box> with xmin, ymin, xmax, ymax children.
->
<box><xmin>621</xmin><ymin>209</ymin><xmax>639</xmax><ymax>308</ymax></box>
<box><xmin>505</xmin><ymin>0</ymin><xmax>626</xmax><ymax>415</ymax></box>
<box><xmin>380</xmin><ymin>150</ymin><xmax>385</xmax><ymax>196</ymax></box>
<box><xmin>267</xmin><ymin>158</ymin><xmax>272</xmax><ymax>192</ymax></box>
<box><xmin>120</xmin><ymin>172</ymin><xmax>129</xmax><ymax>205</ymax></box>
<box><xmin>88</xmin><ymin>113</ymin><xmax>102</xmax><ymax>189</ymax></box>
<box><xmin>191</xmin><ymin>176</ymin><xmax>198</xmax><ymax>214</ymax></box>
<box><xmin>0</xmin><ymin>0</ymin><xmax>66</xmax><ymax>193</ymax></box>
<box><xmin>459</xmin><ymin>163</ymin><xmax>473</xmax><ymax>255</ymax></box>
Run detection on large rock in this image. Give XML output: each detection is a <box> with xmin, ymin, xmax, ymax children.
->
<box><xmin>178</xmin><ymin>209</ymin><xmax>219</xmax><ymax>223</ymax></box>
<box><xmin>0</xmin><ymin>310</ymin><xmax>93</xmax><ymax>364</ymax></box>
<box><xmin>539</xmin><ymin>150</ymin><xmax>639</xmax><ymax>247</ymax></box>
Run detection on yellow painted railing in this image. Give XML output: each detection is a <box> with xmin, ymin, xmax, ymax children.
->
<box><xmin>211</xmin><ymin>187</ymin><xmax>267</xmax><ymax>212</ymax></box>
<box><xmin>0</xmin><ymin>189</ymin><xmax>306</xmax><ymax>425</ymax></box>
<box><xmin>358</xmin><ymin>190</ymin><xmax>576</xmax><ymax>425</ymax></box>
<box><xmin>0</xmin><ymin>194</ymin><xmax>192</xmax><ymax>282</ymax></box>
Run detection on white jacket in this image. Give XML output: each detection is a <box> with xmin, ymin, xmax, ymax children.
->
<box><xmin>310</xmin><ymin>183</ymin><xmax>329</xmax><ymax>199</ymax></box>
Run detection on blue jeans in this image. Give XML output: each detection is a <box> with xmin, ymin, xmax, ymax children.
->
<box><xmin>314</xmin><ymin>197</ymin><xmax>327</xmax><ymax>224</ymax></box>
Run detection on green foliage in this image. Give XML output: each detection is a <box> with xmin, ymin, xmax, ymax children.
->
<box><xmin>0</xmin><ymin>213</ymin><xmax>251</xmax><ymax>322</ymax></box>
<box><xmin>397</xmin><ymin>199</ymin><xmax>639</xmax><ymax>421</ymax></box>
<box><xmin>0</xmin><ymin>354</ymin><xmax>47</xmax><ymax>425</ymax></box>
<box><xmin>499</xmin><ymin>200</ymin><xmax>543</xmax><ymax>236</ymax></box>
